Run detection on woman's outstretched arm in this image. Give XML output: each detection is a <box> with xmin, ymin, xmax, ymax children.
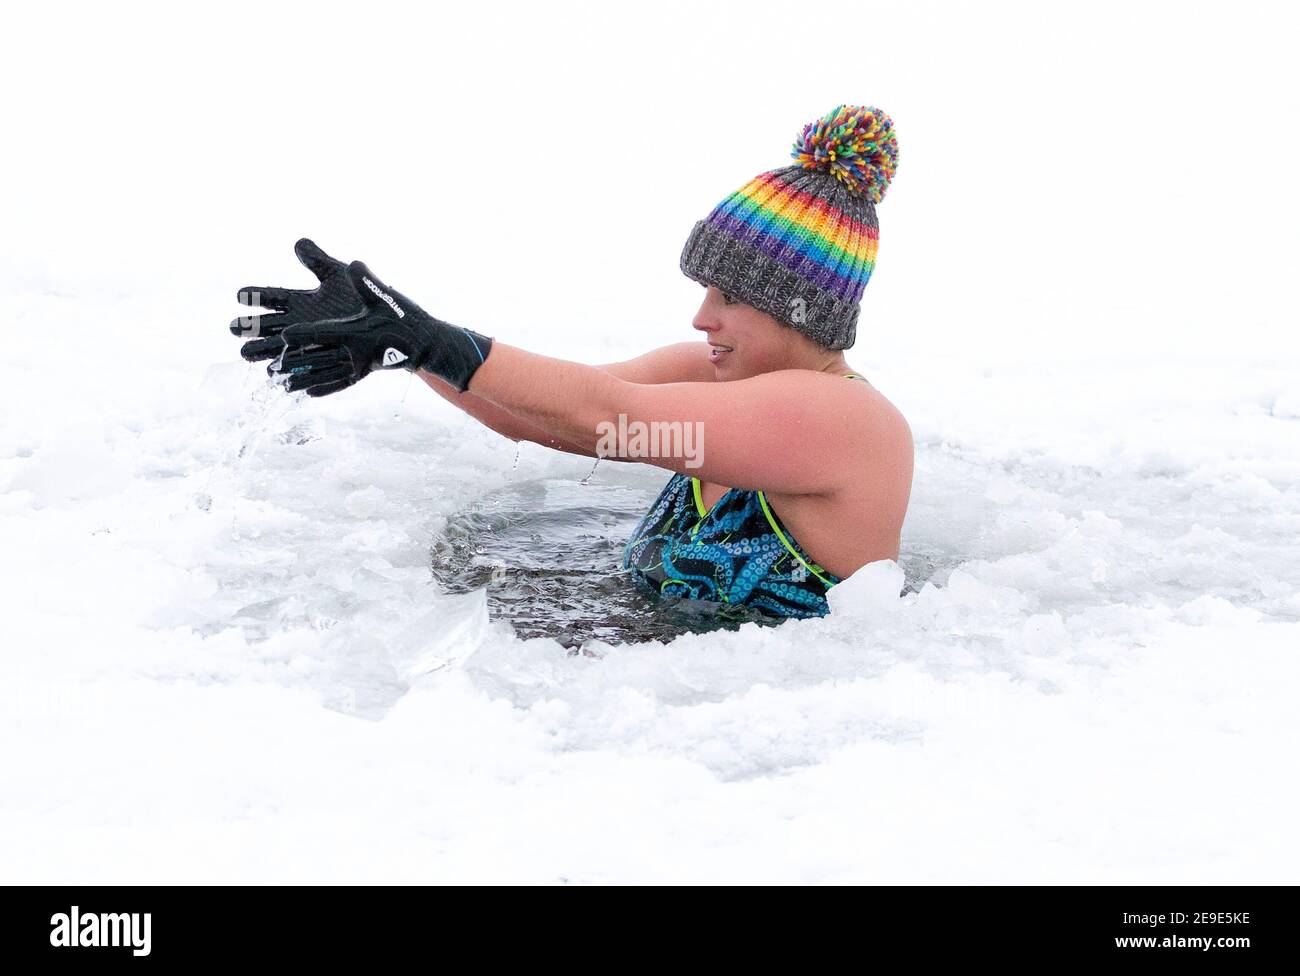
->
<box><xmin>417</xmin><ymin>369</ymin><xmax>599</xmax><ymax>455</ymax></box>
<box><xmin>416</xmin><ymin>341</ymin><xmax>715</xmax><ymax>456</ymax></box>
<box><xmin>463</xmin><ymin>343</ymin><xmax>889</xmax><ymax>497</ymax></box>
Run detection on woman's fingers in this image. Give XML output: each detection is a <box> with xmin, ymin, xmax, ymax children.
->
<box><xmin>239</xmin><ymin>335</ymin><xmax>286</xmax><ymax>362</ymax></box>
<box><xmin>303</xmin><ymin>377</ymin><xmax>358</xmax><ymax>398</ymax></box>
<box><xmin>294</xmin><ymin>238</ymin><xmax>348</xmax><ymax>283</ymax></box>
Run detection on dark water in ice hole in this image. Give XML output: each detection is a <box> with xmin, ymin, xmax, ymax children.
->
<box><xmin>429</xmin><ymin>476</ymin><xmax>943</xmax><ymax>650</ymax></box>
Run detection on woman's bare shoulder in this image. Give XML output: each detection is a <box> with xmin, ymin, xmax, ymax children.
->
<box><xmin>856</xmin><ymin>379</ymin><xmax>913</xmax><ymax>450</ymax></box>
<box><xmin>798</xmin><ymin>369</ymin><xmax>915</xmax><ymax>477</ymax></box>
<box><xmin>773</xmin><ymin>368</ymin><xmax>913</xmax><ymax>442</ymax></box>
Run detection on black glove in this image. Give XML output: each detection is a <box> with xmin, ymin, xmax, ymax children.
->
<box><xmin>230</xmin><ymin>238</ymin><xmax>363</xmax><ymax>362</ymax></box>
<box><xmin>270</xmin><ymin>261</ymin><xmax>494</xmax><ymax>397</ymax></box>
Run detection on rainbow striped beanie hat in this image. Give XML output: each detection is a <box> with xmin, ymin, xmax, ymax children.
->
<box><xmin>679</xmin><ymin>104</ymin><xmax>899</xmax><ymax>350</ymax></box>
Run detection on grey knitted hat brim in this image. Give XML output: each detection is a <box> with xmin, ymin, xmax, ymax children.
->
<box><xmin>678</xmin><ymin>163</ymin><xmax>883</xmax><ymax>352</ymax></box>
<box><xmin>679</xmin><ymin>217</ymin><xmax>862</xmax><ymax>351</ymax></box>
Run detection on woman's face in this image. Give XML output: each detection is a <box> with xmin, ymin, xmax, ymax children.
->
<box><xmin>692</xmin><ymin>285</ymin><xmax>804</xmax><ymax>380</ymax></box>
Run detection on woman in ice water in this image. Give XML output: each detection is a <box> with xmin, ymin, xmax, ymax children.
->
<box><xmin>231</xmin><ymin>104</ymin><xmax>913</xmax><ymax>620</ymax></box>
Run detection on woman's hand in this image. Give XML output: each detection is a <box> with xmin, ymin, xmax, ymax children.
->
<box><xmin>270</xmin><ymin>261</ymin><xmax>494</xmax><ymax>397</ymax></box>
<box><xmin>230</xmin><ymin>239</ymin><xmax>362</xmax><ymax>362</ymax></box>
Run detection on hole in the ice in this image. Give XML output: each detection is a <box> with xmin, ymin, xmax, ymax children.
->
<box><xmin>430</xmin><ymin>477</ymin><xmax>948</xmax><ymax>648</ymax></box>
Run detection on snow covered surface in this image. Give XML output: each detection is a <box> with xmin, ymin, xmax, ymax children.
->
<box><xmin>1</xmin><ymin>0</ymin><xmax>1297</xmax><ymax>883</ymax></box>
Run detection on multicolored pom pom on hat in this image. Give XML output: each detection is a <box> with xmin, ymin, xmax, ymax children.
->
<box><xmin>791</xmin><ymin>104</ymin><xmax>899</xmax><ymax>203</ymax></box>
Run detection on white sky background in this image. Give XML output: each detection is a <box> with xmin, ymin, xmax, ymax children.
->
<box><xmin>3</xmin><ymin>0</ymin><xmax>1296</xmax><ymax>365</ymax></box>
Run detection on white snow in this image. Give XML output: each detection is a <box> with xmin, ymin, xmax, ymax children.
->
<box><xmin>1</xmin><ymin>0</ymin><xmax>1297</xmax><ymax>883</ymax></box>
